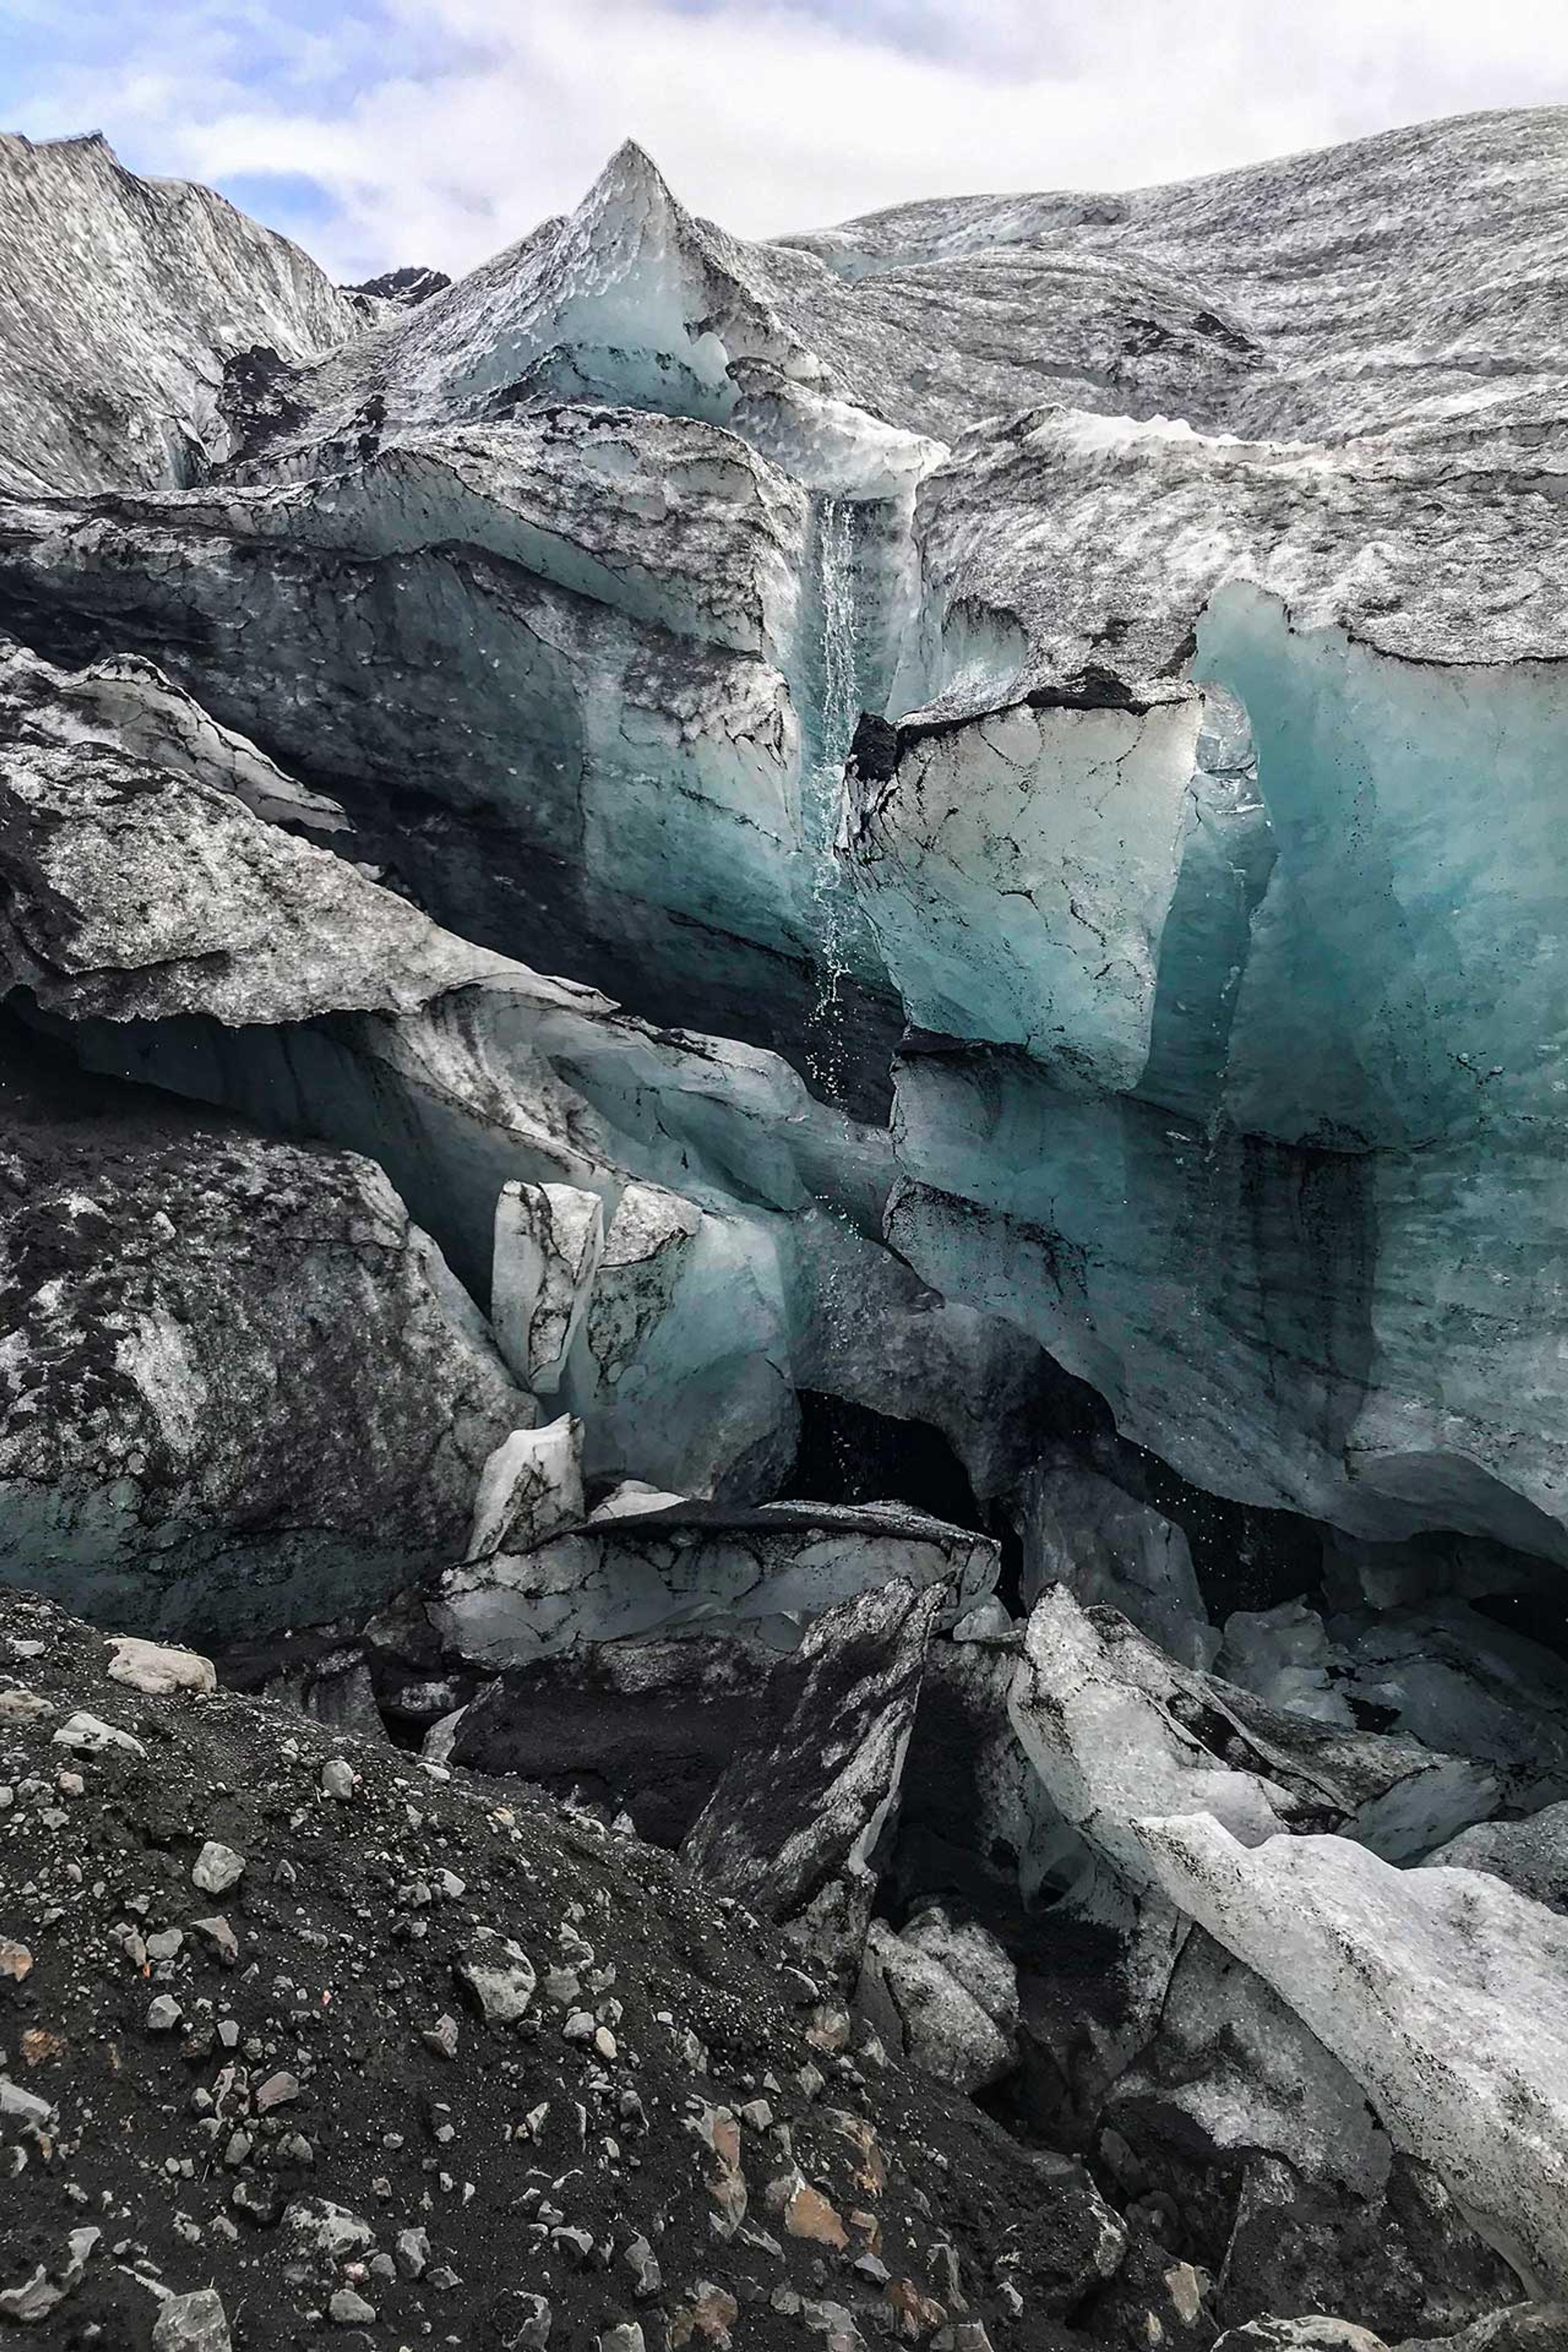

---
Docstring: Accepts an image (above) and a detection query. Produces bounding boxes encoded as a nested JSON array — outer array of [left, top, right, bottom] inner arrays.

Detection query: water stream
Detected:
[[802, 493, 864, 1106]]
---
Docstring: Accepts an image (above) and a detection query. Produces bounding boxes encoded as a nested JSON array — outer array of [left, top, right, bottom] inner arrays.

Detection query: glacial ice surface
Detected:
[[6, 122, 1568, 2308]]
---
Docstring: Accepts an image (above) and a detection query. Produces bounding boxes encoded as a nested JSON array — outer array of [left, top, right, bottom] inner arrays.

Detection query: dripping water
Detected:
[[803, 494, 864, 1107], [797, 495, 874, 1495]]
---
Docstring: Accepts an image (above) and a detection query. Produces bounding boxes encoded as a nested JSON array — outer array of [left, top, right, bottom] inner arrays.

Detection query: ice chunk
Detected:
[[1217, 1601, 1354, 1729], [466, 1417, 585, 1560], [1016, 1455, 1218, 1671], [431, 1499, 998, 1666], [844, 689, 1199, 1088], [684, 1579, 941, 1983], [1143, 1820, 1568, 2294], [857, 1918, 1016, 2094], [492, 1182, 604, 1395], [1007, 1587, 1499, 1880], [0, 129, 362, 496], [565, 1183, 798, 1501]]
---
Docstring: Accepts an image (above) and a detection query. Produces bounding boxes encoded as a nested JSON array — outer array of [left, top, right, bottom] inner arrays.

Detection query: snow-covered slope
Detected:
[[0, 130, 367, 497], [4, 109, 1568, 1566], [789, 105, 1568, 442]]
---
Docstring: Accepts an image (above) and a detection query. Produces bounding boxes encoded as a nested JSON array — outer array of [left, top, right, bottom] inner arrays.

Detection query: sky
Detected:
[[4, 0, 1568, 284]]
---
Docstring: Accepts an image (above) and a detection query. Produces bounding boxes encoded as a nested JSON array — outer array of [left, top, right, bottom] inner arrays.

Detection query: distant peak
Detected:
[[345, 265, 452, 307], [20, 128, 114, 156], [590, 138, 681, 212]]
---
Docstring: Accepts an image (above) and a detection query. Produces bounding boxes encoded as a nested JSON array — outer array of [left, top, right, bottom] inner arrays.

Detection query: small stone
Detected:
[[395, 2227, 430, 2280], [146, 1928, 185, 1962], [785, 2180, 849, 2250], [146, 1994, 183, 2034], [1163, 2264, 1203, 2326], [0, 2076, 52, 2124], [594, 2026, 618, 2062], [193, 1915, 240, 1965], [285, 2199, 374, 2257], [491, 2292, 552, 2350], [329, 2287, 377, 2325], [0, 1937, 32, 1981], [886, 2281, 947, 2341], [0, 2269, 62, 2323], [231, 2179, 279, 2225], [563, 2009, 595, 2044], [454, 1941, 536, 2024], [422, 2013, 461, 2059], [321, 1757, 357, 1802], [151, 2287, 232, 2352], [255, 2069, 301, 2111], [668, 2286, 740, 2347], [0, 1688, 52, 1725], [192, 1842, 245, 1895], [599, 2326, 644, 2352], [624, 2236, 661, 2298]]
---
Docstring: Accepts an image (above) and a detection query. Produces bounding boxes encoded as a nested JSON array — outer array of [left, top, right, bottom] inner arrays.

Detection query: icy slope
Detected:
[[0, 132, 366, 498], [229, 139, 1265, 463], [5, 106, 1568, 1578], [791, 105, 1568, 441], [873, 389, 1568, 1554]]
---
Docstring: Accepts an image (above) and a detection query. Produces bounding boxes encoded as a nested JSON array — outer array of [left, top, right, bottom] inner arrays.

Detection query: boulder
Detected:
[[684, 1579, 943, 1980], [432, 1499, 997, 1665], [0, 1043, 525, 1637]]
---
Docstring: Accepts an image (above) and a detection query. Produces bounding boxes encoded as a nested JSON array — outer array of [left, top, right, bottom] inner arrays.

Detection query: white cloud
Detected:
[[12, 0, 1568, 280]]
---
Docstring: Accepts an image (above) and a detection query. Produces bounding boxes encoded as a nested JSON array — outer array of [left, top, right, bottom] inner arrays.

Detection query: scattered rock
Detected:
[[52, 1708, 145, 1757], [152, 2288, 233, 2352], [192, 1840, 247, 1894], [454, 1939, 536, 2023]]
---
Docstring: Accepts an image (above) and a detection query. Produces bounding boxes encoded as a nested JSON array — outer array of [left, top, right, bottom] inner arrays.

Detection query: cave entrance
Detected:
[[781, 1390, 984, 1528], [780, 1389, 1023, 1599]]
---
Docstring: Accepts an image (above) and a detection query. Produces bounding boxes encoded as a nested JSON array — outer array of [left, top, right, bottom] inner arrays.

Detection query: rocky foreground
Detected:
[[1, 1586, 1128, 2352], [0, 1585, 1562, 2352]]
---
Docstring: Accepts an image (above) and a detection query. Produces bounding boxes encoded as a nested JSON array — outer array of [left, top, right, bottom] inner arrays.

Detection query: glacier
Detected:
[[3, 102, 1568, 2346]]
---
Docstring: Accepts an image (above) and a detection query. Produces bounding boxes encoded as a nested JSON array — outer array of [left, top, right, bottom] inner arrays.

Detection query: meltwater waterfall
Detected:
[[802, 494, 865, 1106]]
